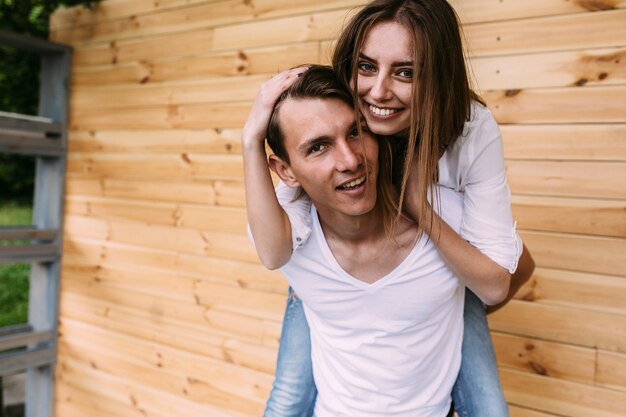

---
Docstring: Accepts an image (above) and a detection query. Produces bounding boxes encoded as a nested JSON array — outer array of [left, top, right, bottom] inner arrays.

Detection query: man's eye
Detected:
[[310, 143, 327, 154]]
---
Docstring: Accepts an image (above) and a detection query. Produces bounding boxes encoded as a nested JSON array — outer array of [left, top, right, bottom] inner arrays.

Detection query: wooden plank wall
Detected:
[[49, 1, 626, 416]]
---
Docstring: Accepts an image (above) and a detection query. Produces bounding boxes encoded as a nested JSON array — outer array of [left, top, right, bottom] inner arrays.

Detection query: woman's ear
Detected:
[[268, 154, 300, 188]]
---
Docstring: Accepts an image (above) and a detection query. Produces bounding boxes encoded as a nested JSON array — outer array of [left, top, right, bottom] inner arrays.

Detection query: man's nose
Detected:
[[335, 140, 361, 172]]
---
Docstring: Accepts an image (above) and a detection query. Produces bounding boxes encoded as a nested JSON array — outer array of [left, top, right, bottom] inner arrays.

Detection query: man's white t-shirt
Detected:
[[280, 187, 466, 417]]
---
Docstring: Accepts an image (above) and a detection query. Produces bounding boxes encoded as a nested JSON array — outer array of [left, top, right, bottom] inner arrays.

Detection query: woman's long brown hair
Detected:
[[333, 0, 484, 240]]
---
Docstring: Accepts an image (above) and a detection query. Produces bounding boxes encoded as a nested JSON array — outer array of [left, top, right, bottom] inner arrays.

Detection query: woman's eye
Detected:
[[358, 62, 376, 73], [349, 128, 360, 138], [397, 68, 413, 79]]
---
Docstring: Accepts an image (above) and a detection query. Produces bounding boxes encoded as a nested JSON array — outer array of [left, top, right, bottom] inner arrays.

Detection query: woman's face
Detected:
[[355, 21, 416, 137]]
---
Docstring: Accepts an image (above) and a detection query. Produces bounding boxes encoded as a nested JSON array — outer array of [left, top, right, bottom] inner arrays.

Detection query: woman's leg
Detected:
[[452, 289, 509, 417], [264, 288, 317, 417]]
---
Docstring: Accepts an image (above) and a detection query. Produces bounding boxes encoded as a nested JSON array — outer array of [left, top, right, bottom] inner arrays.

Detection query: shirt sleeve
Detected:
[[275, 181, 313, 251], [458, 106, 523, 273]]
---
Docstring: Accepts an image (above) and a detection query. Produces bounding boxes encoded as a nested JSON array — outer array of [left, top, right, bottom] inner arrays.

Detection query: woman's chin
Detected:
[[366, 119, 410, 138]]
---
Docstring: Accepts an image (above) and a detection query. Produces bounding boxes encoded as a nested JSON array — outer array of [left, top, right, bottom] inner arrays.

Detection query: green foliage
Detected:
[[0, 0, 97, 36], [0, 203, 33, 328], [0, 0, 98, 114], [0, 0, 98, 200], [0, 263, 29, 328]]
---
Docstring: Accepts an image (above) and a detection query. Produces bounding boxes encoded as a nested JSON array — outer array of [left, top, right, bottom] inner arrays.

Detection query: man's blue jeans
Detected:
[[263, 288, 508, 417]]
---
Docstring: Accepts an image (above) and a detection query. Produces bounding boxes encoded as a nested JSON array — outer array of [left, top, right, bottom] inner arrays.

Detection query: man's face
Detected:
[[277, 97, 379, 219]]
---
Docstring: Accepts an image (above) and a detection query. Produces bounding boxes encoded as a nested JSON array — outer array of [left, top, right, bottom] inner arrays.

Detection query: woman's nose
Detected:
[[369, 74, 392, 101]]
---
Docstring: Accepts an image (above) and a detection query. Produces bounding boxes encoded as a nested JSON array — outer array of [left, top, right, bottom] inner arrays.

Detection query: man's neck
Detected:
[[315, 203, 417, 284], [315, 203, 386, 245]]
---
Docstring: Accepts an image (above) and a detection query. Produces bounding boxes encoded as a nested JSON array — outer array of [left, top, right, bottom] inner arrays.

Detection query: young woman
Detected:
[[243, 1, 535, 416]]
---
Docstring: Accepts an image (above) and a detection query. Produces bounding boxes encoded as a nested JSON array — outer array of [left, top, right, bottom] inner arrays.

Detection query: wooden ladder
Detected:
[[0, 30, 71, 417]]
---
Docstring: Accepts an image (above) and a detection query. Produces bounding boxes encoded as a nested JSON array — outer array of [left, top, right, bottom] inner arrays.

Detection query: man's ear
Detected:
[[268, 154, 300, 188]]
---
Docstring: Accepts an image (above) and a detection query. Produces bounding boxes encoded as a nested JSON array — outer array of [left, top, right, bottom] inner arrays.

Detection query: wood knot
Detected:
[[575, 78, 588, 86], [577, 0, 616, 11], [505, 89, 521, 97], [181, 153, 192, 164], [524, 342, 535, 351], [237, 51, 249, 74], [529, 361, 548, 376], [225, 143, 232, 152], [598, 72, 608, 80]]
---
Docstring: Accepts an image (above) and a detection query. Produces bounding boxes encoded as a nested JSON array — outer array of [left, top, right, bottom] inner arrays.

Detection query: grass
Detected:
[[0, 202, 32, 329], [0, 264, 29, 328], [0, 202, 31, 226]]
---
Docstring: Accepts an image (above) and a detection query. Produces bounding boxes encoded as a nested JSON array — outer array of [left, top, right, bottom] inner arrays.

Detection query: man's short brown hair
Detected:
[[266, 65, 353, 163]]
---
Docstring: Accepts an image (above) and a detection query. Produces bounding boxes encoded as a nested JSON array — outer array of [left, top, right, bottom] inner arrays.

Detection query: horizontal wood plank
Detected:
[[72, 75, 266, 109], [512, 195, 626, 238], [58, 316, 275, 396], [484, 85, 626, 124], [501, 124, 626, 161], [508, 405, 560, 417], [70, 101, 251, 130], [66, 153, 244, 180], [70, 8, 349, 66], [65, 195, 248, 234], [62, 237, 286, 295], [59, 294, 279, 374], [66, 174, 246, 207], [68, 129, 242, 154], [488, 299, 626, 352], [51, 0, 219, 31], [454, 0, 626, 24], [63, 214, 258, 264], [62, 262, 285, 321], [59, 290, 281, 349], [514, 267, 626, 315], [57, 362, 262, 417], [472, 47, 626, 91], [72, 42, 319, 85], [506, 160, 626, 200], [520, 230, 626, 277], [501, 368, 626, 417], [466, 9, 626, 58], [492, 332, 596, 383]]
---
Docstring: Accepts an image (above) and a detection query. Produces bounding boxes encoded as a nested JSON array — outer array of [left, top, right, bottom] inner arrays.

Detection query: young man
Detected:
[[243, 66, 463, 417]]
